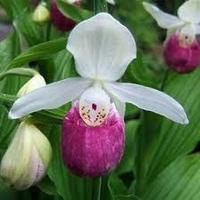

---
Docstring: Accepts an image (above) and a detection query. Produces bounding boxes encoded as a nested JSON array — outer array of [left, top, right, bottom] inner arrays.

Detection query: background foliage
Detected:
[[0, 0, 199, 199]]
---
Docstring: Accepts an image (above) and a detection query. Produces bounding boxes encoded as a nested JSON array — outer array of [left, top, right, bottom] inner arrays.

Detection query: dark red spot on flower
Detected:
[[92, 103, 97, 110]]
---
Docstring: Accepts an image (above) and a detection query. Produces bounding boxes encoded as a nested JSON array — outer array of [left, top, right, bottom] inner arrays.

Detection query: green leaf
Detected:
[[0, 32, 22, 159], [56, 0, 92, 23], [7, 38, 66, 69], [0, 105, 17, 158], [0, 0, 44, 46], [147, 69, 200, 178], [116, 120, 140, 174], [116, 194, 140, 200], [15, 11, 46, 46], [47, 125, 73, 200], [0, 93, 64, 124], [53, 50, 77, 81], [0, 0, 28, 19], [94, 0, 108, 13], [0, 68, 38, 81], [135, 68, 200, 195], [123, 55, 160, 88], [0, 32, 20, 73], [143, 155, 200, 200]]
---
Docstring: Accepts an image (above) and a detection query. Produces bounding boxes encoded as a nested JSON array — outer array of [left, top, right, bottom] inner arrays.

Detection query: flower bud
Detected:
[[62, 103, 125, 177], [17, 74, 46, 97], [50, 0, 81, 32], [163, 33, 200, 73], [33, 2, 50, 24], [0, 121, 52, 190]]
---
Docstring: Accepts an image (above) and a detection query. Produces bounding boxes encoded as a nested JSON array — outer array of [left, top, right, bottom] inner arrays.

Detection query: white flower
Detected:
[[143, 0, 200, 39], [0, 121, 52, 190], [9, 13, 188, 125]]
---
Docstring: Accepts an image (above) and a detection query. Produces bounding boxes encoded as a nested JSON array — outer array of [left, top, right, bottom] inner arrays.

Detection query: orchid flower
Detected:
[[9, 13, 188, 176], [143, 0, 200, 36], [9, 12, 188, 124], [143, 0, 200, 73]]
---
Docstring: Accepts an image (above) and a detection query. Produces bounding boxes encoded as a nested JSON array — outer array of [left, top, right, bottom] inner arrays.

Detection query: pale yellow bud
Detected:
[[17, 74, 46, 97], [0, 121, 52, 190], [33, 2, 50, 24]]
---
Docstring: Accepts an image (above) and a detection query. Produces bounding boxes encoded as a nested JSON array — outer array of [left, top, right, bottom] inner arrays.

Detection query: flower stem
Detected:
[[91, 177, 102, 200], [93, 0, 107, 14]]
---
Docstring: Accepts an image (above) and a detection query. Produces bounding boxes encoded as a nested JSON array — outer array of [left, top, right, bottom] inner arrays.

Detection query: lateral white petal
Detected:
[[178, 0, 200, 24], [9, 78, 92, 119], [67, 12, 136, 81], [143, 2, 184, 29], [104, 82, 189, 124]]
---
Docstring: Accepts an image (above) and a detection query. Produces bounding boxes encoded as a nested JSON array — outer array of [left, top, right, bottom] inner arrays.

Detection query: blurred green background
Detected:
[[0, 0, 199, 200]]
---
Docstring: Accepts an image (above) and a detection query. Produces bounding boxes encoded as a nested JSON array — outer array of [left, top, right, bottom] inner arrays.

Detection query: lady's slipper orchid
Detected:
[[62, 101, 124, 176], [9, 13, 188, 176], [0, 121, 52, 190], [143, 0, 200, 73]]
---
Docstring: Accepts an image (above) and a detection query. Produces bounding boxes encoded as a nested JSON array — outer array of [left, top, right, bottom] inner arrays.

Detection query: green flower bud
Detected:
[[0, 121, 52, 190], [17, 74, 46, 97], [33, 2, 50, 24]]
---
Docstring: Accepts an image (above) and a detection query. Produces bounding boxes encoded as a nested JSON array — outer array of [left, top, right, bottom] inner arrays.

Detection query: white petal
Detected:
[[67, 12, 136, 81], [143, 2, 184, 29], [104, 82, 189, 124], [106, 0, 115, 5], [178, 0, 200, 23], [9, 78, 92, 119]]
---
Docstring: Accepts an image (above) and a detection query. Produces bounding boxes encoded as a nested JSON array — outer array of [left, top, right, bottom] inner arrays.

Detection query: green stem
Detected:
[[92, 177, 102, 200], [0, 68, 38, 81], [135, 69, 170, 195], [93, 0, 107, 14]]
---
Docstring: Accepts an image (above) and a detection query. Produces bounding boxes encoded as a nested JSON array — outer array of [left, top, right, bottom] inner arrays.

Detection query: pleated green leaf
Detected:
[[135, 68, 200, 195], [143, 155, 200, 200], [7, 38, 66, 69], [56, 0, 92, 23], [147, 69, 200, 179]]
